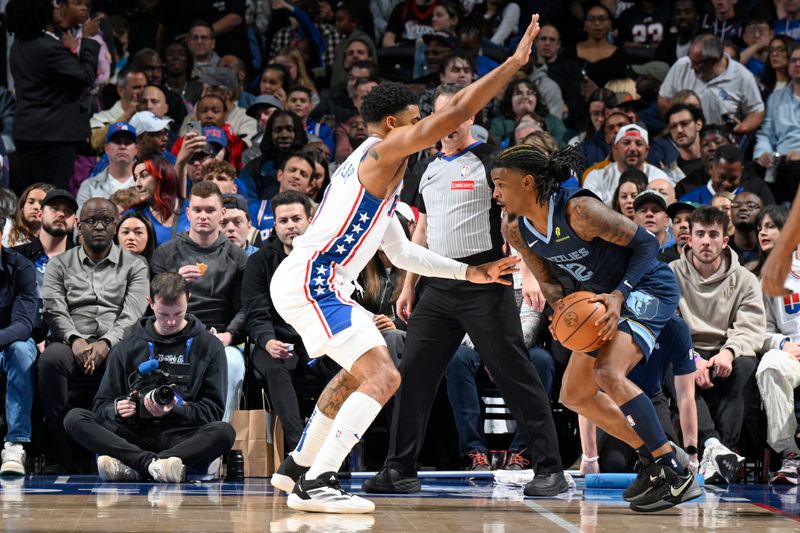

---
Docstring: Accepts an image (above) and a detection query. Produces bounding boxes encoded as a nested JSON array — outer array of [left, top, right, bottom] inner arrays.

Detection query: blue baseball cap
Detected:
[[202, 126, 228, 148], [105, 122, 137, 144]]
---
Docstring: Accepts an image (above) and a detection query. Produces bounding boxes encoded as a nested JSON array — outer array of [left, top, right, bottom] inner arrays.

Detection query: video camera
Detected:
[[127, 359, 177, 421]]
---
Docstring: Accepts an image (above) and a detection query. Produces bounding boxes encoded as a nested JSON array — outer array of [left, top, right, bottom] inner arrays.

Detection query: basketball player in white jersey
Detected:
[[267, 15, 542, 514]]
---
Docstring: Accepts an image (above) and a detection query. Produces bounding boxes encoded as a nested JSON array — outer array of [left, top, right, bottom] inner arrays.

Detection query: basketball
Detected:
[[552, 291, 608, 352]]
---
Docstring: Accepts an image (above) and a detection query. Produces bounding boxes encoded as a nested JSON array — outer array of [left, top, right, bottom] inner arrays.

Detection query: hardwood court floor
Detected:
[[0, 475, 797, 532]]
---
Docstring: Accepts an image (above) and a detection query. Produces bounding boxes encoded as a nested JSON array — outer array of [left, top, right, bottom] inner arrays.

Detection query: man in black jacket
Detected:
[[242, 191, 339, 451], [63, 272, 235, 483]]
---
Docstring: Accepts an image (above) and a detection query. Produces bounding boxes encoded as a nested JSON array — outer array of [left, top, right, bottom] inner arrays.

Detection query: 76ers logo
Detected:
[[784, 293, 800, 315]]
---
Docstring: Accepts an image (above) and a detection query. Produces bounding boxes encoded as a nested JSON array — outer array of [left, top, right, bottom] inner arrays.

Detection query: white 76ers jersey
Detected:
[[289, 136, 402, 285]]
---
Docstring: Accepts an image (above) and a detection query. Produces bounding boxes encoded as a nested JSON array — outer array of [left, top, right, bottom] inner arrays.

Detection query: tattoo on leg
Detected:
[[317, 370, 359, 418]]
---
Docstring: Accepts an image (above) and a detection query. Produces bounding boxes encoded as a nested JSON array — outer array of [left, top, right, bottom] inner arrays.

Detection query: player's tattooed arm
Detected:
[[567, 195, 640, 246], [501, 214, 565, 306]]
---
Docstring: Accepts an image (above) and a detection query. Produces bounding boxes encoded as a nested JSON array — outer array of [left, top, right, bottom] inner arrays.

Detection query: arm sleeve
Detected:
[[380, 216, 468, 280], [0, 259, 36, 350], [615, 226, 660, 299], [100, 259, 149, 347]]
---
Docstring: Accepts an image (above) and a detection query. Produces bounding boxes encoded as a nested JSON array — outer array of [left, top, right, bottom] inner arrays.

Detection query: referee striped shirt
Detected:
[[416, 141, 504, 264]]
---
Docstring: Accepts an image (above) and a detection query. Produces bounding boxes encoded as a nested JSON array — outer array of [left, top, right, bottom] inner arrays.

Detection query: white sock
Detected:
[[704, 437, 722, 449], [305, 392, 382, 480], [290, 407, 334, 467]]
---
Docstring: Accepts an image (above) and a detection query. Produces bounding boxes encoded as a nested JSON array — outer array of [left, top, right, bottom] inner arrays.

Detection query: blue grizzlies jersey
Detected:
[[518, 188, 663, 295]]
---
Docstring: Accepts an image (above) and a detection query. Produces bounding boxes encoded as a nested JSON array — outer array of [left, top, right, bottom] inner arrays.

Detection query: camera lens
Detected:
[[153, 385, 175, 405]]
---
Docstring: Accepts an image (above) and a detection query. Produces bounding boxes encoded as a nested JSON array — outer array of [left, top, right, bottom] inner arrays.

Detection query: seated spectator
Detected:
[[137, 85, 176, 148], [415, 31, 458, 83], [711, 190, 737, 237], [63, 272, 235, 483], [471, 0, 520, 47], [242, 94, 283, 165], [612, 169, 648, 220], [0, 213, 37, 476], [131, 47, 188, 136], [12, 189, 77, 345], [241, 191, 339, 451], [132, 156, 190, 246], [658, 34, 764, 133], [286, 86, 334, 156], [534, 24, 584, 131], [567, 88, 609, 148], [747, 205, 789, 277], [647, 178, 677, 206], [654, 0, 699, 65], [659, 200, 698, 263], [89, 67, 147, 152], [699, 0, 742, 45], [218, 54, 257, 110], [0, 188, 17, 218], [163, 40, 203, 112], [312, 60, 379, 126], [303, 149, 331, 205], [578, 316, 698, 475], [2, 183, 52, 248], [616, 0, 671, 48], [257, 63, 291, 106], [729, 192, 765, 265], [150, 181, 247, 423], [130, 111, 175, 161], [248, 152, 317, 239], [680, 144, 775, 205], [490, 79, 567, 148], [579, 109, 632, 171], [273, 47, 321, 101], [739, 16, 774, 79], [221, 193, 258, 256], [39, 198, 149, 472], [239, 110, 309, 207], [329, 2, 378, 87], [774, 0, 800, 41], [633, 190, 674, 254], [755, 229, 800, 484], [116, 210, 157, 265], [419, 52, 475, 118], [670, 206, 765, 485], [761, 35, 794, 102], [186, 20, 220, 80], [754, 44, 800, 203], [382, 0, 436, 47], [664, 104, 705, 184], [200, 160, 238, 196], [676, 124, 733, 198], [583, 125, 670, 205], [180, 67, 258, 148], [77, 123, 138, 211]]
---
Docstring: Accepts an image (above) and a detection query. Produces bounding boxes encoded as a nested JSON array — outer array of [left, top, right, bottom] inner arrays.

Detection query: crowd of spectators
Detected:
[[1, 0, 800, 486]]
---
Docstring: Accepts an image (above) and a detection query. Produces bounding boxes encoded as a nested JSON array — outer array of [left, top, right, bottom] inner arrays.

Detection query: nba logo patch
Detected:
[[626, 415, 636, 427], [783, 293, 800, 315]]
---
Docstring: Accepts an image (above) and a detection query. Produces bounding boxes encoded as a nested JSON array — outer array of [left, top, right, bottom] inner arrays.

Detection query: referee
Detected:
[[363, 84, 567, 496]]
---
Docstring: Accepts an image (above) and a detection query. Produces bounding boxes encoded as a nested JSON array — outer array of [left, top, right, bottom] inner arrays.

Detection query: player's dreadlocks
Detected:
[[494, 144, 584, 206]]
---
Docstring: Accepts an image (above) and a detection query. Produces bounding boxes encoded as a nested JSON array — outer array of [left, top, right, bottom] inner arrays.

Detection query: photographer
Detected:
[[63, 272, 235, 482]]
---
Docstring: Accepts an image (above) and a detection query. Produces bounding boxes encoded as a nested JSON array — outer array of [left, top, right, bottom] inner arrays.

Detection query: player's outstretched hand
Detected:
[[466, 256, 520, 285], [590, 290, 624, 342], [510, 14, 541, 66], [762, 247, 792, 296]]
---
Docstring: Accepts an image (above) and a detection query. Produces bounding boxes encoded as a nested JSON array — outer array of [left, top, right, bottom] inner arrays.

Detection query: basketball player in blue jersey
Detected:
[[266, 17, 544, 514], [491, 144, 701, 513]]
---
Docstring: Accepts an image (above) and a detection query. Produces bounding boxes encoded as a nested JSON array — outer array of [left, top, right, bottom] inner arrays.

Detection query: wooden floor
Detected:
[[0, 475, 797, 532]]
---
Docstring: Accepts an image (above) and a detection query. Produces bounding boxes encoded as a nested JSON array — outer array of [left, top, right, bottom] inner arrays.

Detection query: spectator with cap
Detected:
[[221, 193, 258, 256], [658, 34, 764, 133], [660, 201, 699, 263], [38, 197, 149, 472], [90, 67, 149, 153], [130, 111, 176, 162], [12, 189, 77, 347], [415, 31, 457, 83], [0, 210, 37, 476], [754, 45, 800, 204], [77, 123, 138, 211], [680, 144, 775, 206], [218, 54, 257, 110], [583, 124, 671, 206], [579, 110, 633, 172], [180, 67, 258, 147], [633, 190, 674, 255]]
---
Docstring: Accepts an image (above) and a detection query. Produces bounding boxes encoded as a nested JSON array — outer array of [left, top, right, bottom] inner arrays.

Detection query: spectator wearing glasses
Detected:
[[658, 33, 764, 133], [38, 198, 149, 473], [130, 111, 175, 162], [183, 20, 220, 80]]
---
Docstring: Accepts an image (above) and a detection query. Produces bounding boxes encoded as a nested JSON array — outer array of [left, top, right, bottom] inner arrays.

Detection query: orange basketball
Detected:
[[552, 291, 608, 353]]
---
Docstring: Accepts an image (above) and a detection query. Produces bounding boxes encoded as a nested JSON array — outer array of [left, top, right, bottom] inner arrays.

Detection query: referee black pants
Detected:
[[384, 280, 563, 475]]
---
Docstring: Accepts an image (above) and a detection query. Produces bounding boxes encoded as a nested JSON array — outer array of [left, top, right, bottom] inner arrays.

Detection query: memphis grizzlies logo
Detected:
[[625, 291, 659, 321]]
